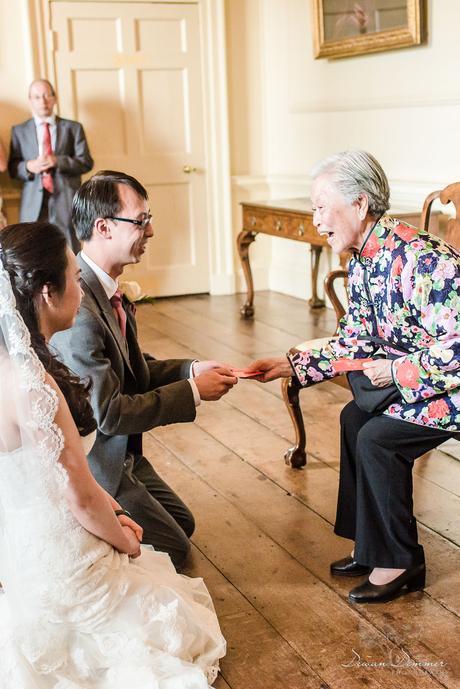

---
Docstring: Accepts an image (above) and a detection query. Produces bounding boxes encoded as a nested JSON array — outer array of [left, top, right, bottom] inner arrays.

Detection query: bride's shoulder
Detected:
[[0, 355, 21, 451], [0, 351, 16, 379], [44, 370, 59, 388], [0, 353, 62, 400]]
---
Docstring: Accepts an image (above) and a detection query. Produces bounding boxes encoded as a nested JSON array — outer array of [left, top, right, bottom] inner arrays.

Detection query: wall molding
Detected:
[[232, 173, 452, 211], [235, 264, 270, 295], [289, 94, 460, 115], [27, 0, 53, 80], [199, 0, 235, 295]]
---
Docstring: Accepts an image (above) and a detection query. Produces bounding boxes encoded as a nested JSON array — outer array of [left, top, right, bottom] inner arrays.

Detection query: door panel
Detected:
[[51, 1, 209, 296]]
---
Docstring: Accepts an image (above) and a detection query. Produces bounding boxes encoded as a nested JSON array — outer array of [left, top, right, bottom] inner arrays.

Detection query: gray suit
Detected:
[[51, 256, 197, 568], [8, 117, 93, 252]]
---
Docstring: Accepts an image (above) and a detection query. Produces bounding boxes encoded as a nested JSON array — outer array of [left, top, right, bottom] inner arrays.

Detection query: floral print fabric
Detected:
[[288, 216, 460, 432]]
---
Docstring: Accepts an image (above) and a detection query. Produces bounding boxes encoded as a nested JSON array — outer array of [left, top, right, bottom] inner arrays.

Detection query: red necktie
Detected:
[[110, 290, 127, 338], [41, 122, 54, 193]]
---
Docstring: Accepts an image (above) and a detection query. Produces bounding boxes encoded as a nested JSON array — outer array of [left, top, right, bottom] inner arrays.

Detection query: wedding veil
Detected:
[[0, 246, 65, 604], [0, 247, 63, 457]]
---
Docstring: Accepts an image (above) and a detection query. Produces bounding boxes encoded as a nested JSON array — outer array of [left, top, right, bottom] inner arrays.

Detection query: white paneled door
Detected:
[[51, 1, 210, 296]]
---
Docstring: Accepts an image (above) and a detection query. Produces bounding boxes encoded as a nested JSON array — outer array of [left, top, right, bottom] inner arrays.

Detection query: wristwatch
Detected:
[[114, 509, 132, 518]]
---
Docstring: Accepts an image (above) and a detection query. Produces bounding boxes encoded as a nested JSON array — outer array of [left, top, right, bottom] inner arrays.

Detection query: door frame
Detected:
[[24, 0, 235, 295]]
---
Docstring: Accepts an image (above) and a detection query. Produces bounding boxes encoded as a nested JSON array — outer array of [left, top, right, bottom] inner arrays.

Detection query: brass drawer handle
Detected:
[[297, 223, 305, 237], [275, 220, 283, 232]]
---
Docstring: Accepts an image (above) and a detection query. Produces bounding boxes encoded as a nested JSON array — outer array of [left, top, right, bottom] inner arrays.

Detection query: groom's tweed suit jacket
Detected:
[[51, 255, 196, 495]]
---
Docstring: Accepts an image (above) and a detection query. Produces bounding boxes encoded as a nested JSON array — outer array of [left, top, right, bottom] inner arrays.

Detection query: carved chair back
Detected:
[[421, 182, 460, 251]]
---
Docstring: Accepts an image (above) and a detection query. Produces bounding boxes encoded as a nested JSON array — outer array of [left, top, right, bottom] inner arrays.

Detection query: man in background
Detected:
[[8, 78, 93, 252]]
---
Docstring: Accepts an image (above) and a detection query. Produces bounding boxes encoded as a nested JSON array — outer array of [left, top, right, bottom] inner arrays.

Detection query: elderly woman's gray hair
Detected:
[[311, 150, 390, 217]]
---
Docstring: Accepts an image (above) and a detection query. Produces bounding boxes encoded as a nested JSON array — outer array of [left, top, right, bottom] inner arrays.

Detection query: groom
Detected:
[[51, 170, 237, 569]]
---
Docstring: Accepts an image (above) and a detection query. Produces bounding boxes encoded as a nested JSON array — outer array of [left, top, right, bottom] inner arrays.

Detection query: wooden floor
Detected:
[[136, 290, 460, 689]]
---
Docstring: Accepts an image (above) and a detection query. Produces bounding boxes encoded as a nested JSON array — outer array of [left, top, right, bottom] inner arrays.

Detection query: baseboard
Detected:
[[269, 262, 311, 301], [209, 272, 237, 296], [235, 264, 271, 294]]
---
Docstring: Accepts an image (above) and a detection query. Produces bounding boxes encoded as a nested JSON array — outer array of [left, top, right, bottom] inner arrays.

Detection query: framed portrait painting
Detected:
[[312, 0, 426, 59]]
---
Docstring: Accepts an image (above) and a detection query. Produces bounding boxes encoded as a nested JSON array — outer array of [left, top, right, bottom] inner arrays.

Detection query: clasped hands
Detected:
[[361, 358, 394, 387], [118, 513, 143, 559], [26, 153, 57, 175]]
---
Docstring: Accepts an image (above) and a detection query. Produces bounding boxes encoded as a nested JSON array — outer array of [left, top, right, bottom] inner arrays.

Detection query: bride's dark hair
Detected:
[[0, 222, 96, 436]]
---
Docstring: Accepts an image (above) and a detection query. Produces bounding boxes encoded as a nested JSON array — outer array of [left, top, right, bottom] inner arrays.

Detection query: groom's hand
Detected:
[[194, 367, 237, 400], [192, 360, 229, 376]]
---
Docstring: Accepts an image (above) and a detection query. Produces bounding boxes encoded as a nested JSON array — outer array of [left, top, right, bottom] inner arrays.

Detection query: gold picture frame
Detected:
[[312, 0, 426, 59]]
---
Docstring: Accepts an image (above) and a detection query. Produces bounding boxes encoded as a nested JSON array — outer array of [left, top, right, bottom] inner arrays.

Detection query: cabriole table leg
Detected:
[[309, 245, 326, 309], [237, 229, 257, 318]]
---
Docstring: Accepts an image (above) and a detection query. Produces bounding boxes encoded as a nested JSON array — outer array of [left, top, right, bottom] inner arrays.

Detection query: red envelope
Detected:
[[231, 368, 264, 378], [331, 358, 374, 373]]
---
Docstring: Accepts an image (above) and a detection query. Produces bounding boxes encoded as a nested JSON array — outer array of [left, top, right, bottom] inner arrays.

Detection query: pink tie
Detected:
[[110, 290, 127, 338], [42, 122, 54, 193]]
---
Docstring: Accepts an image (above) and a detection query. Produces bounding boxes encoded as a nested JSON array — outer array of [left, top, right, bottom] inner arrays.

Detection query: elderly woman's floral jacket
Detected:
[[288, 216, 460, 432]]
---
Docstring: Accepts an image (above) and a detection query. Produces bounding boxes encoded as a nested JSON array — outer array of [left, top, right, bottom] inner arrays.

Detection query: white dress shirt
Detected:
[[80, 252, 200, 406], [33, 115, 57, 154]]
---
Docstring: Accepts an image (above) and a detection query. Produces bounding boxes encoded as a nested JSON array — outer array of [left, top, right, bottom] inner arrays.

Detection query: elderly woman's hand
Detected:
[[246, 357, 292, 382], [362, 359, 394, 387]]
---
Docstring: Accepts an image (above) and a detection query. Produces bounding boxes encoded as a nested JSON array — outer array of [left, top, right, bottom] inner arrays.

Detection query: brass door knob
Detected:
[[182, 165, 197, 174]]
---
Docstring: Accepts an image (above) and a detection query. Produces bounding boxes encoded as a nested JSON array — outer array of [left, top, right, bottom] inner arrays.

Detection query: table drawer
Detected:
[[284, 214, 318, 242], [243, 208, 320, 243], [243, 208, 286, 235]]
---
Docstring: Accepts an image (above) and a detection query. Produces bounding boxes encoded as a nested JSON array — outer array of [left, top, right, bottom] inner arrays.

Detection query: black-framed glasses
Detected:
[[106, 214, 152, 229]]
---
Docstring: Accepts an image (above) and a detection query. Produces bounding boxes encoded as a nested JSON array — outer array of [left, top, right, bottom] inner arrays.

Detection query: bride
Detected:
[[0, 222, 225, 688]]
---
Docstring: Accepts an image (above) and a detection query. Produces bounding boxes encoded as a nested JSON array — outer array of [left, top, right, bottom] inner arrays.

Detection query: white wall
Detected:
[[227, 0, 460, 301]]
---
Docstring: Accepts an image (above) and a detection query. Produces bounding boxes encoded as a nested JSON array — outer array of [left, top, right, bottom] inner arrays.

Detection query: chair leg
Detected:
[[281, 377, 307, 468]]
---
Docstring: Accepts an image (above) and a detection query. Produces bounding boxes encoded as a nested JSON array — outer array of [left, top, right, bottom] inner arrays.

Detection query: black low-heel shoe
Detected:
[[348, 563, 426, 604], [330, 555, 371, 577]]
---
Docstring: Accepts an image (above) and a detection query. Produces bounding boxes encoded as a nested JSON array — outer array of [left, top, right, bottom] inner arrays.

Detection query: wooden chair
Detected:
[[283, 268, 348, 468], [421, 182, 460, 250]]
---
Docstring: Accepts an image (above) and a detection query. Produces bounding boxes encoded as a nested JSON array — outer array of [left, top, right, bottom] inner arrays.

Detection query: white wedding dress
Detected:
[[0, 422, 225, 689], [0, 256, 226, 689]]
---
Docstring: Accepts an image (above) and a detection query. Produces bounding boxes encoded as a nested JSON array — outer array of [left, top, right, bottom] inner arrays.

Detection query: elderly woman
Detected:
[[248, 150, 460, 603]]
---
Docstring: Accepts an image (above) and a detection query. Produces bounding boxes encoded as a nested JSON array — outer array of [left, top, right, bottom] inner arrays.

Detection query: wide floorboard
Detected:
[[137, 291, 459, 689]]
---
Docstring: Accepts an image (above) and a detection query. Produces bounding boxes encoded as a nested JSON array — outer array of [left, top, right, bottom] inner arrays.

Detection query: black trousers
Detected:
[[335, 401, 454, 568], [115, 455, 195, 571], [37, 190, 50, 222]]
